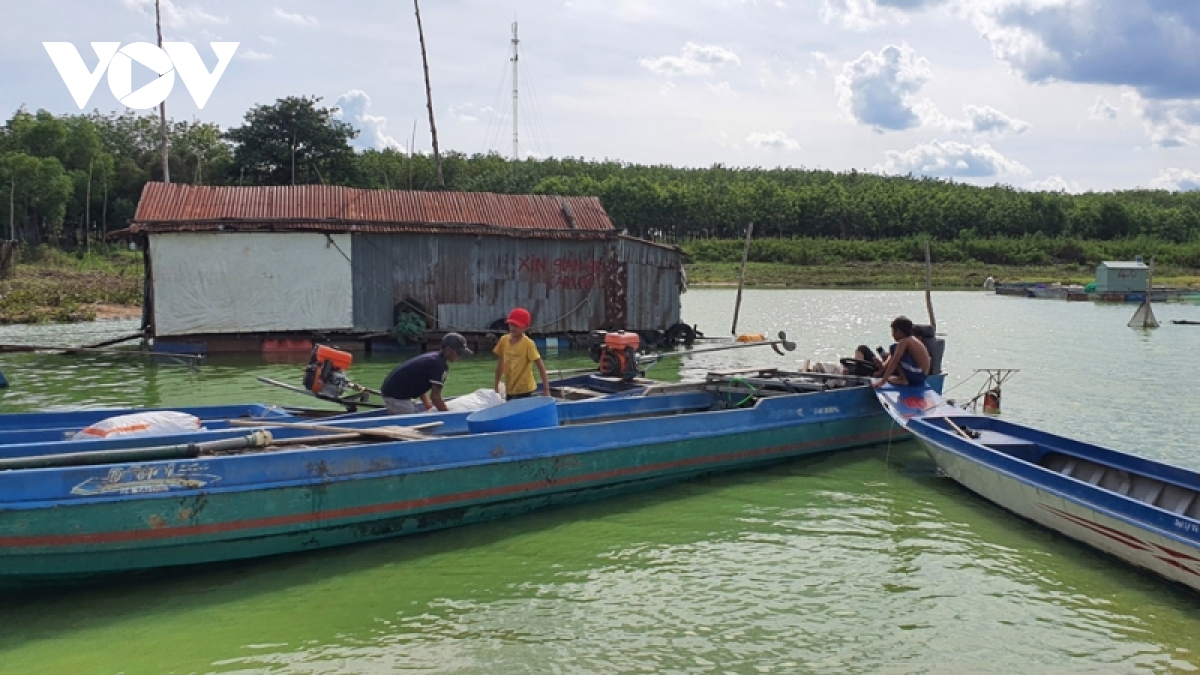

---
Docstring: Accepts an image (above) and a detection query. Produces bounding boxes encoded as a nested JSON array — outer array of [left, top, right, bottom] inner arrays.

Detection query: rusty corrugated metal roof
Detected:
[[126, 220, 617, 240], [131, 183, 615, 233]]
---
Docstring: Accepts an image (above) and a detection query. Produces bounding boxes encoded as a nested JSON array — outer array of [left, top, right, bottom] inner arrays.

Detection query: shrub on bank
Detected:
[[683, 236, 1200, 269]]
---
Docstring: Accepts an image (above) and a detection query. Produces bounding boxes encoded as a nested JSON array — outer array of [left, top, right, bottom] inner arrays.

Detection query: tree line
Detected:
[[2, 96, 1198, 252]]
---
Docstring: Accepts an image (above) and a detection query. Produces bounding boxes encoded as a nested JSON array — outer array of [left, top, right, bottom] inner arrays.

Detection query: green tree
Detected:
[[225, 96, 358, 186]]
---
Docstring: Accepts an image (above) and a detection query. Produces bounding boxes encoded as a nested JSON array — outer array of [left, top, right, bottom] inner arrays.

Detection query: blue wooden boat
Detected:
[[0, 370, 937, 587], [0, 404, 304, 447], [877, 385, 1200, 593]]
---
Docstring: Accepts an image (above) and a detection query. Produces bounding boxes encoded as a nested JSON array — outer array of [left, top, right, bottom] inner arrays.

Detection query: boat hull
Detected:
[[915, 430, 1200, 592], [0, 387, 908, 586]]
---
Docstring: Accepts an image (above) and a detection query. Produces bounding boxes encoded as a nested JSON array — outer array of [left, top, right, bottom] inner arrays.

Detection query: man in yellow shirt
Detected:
[[493, 307, 551, 400]]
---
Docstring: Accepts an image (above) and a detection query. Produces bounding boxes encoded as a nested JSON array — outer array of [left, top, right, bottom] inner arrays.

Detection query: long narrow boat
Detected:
[[876, 385, 1200, 592], [0, 403, 296, 433], [0, 370, 934, 587]]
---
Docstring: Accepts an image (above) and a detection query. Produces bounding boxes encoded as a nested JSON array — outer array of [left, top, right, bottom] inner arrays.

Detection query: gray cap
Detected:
[[441, 332, 473, 356]]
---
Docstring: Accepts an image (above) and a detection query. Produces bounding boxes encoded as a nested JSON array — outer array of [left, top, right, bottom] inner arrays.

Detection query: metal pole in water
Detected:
[[155, 0, 170, 184], [731, 222, 754, 335]]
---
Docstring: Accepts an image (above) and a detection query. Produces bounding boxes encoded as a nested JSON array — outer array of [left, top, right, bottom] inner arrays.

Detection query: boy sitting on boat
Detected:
[[872, 316, 931, 388]]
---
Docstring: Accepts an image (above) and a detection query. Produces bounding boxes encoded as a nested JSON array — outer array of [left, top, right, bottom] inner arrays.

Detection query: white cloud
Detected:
[[1088, 96, 1118, 121], [240, 48, 273, 61], [759, 55, 825, 90], [121, 0, 228, 28], [333, 90, 400, 151], [260, 35, 278, 45], [1027, 175, 1081, 193], [916, 102, 1029, 135], [836, 44, 931, 131], [876, 139, 1030, 178], [974, 0, 1200, 99], [1150, 168, 1200, 192], [1125, 93, 1200, 148], [962, 104, 1030, 135], [821, 0, 946, 29], [746, 131, 800, 150], [448, 102, 496, 124], [273, 7, 318, 27], [821, 0, 889, 29], [640, 43, 741, 77]]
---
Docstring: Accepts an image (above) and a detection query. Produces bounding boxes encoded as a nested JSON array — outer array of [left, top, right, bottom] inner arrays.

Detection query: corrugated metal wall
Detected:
[[351, 234, 680, 334], [620, 238, 683, 330]]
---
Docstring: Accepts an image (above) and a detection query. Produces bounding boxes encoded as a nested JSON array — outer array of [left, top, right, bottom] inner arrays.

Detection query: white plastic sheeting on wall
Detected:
[[150, 232, 353, 336]]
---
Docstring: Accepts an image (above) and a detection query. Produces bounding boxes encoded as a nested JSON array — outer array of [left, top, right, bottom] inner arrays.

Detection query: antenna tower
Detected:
[[511, 21, 519, 161]]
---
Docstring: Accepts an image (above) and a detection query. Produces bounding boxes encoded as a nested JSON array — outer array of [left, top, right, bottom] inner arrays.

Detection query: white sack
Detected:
[[444, 388, 505, 412], [73, 411, 205, 440]]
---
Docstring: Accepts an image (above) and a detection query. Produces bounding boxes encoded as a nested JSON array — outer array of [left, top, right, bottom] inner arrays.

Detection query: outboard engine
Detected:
[[588, 330, 642, 381], [912, 324, 945, 376], [303, 345, 354, 398]]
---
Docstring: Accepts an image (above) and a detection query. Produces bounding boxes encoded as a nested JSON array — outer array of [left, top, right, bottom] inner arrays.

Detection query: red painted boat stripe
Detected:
[[0, 429, 898, 548], [1041, 503, 1200, 577], [1040, 505, 1151, 551]]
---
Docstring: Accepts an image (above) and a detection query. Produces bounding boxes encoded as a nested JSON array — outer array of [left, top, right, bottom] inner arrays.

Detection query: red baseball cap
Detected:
[[506, 307, 531, 329]]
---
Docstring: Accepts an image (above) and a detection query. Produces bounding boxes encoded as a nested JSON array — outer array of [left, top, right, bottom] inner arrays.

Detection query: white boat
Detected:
[[876, 385, 1200, 592]]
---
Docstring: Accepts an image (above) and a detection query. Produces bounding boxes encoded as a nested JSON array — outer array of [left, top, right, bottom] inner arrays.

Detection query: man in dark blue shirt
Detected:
[[380, 333, 472, 414]]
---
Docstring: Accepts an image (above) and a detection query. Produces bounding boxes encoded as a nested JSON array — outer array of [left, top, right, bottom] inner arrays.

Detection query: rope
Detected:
[[940, 370, 981, 395], [528, 292, 595, 332]]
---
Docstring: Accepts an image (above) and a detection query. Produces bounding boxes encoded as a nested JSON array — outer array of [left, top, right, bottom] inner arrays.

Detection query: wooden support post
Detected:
[[414, 0, 445, 189], [924, 238, 936, 332], [731, 222, 754, 335]]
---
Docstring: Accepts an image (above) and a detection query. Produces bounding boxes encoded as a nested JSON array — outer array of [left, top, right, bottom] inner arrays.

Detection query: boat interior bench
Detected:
[[1040, 451, 1200, 519], [973, 429, 1040, 462]]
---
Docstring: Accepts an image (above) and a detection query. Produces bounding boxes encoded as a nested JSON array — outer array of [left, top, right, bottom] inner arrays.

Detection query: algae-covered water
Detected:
[[2, 289, 1200, 674]]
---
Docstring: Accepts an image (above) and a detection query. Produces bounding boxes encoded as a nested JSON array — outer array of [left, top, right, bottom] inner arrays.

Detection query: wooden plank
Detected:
[[228, 419, 442, 440]]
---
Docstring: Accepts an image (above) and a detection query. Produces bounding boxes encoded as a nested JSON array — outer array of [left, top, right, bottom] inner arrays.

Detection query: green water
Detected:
[[3, 290, 1200, 673]]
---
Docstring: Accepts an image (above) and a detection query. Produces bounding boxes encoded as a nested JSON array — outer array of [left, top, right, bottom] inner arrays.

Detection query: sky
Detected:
[[3, 0, 1199, 193]]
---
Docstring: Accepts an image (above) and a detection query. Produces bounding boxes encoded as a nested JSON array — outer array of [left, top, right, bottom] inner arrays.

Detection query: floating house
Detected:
[[1094, 260, 1148, 294], [127, 183, 684, 354]]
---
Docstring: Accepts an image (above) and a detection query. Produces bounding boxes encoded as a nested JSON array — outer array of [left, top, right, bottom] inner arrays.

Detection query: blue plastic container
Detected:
[[466, 396, 559, 433]]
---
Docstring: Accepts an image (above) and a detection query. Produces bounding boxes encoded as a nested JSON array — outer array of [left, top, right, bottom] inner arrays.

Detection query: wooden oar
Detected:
[[944, 417, 980, 439], [227, 418, 443, 441]]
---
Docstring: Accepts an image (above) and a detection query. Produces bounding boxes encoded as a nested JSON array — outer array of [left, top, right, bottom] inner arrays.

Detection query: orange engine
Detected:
[[303, 345, 354, 397], [589, 330, 641, 381]]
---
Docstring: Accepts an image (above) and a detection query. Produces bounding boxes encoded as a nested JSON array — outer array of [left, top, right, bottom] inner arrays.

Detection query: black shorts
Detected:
[[506, 391, 535, 401]]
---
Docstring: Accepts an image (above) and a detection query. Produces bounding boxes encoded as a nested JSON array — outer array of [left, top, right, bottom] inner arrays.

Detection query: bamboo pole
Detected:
[[731, 222, 754, 335], [413, 0, 445, 189], [228, 418, 442, 440]]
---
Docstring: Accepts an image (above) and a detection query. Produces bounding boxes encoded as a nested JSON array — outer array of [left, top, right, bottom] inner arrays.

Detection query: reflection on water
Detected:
[[3, 292, 1200, 673]]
